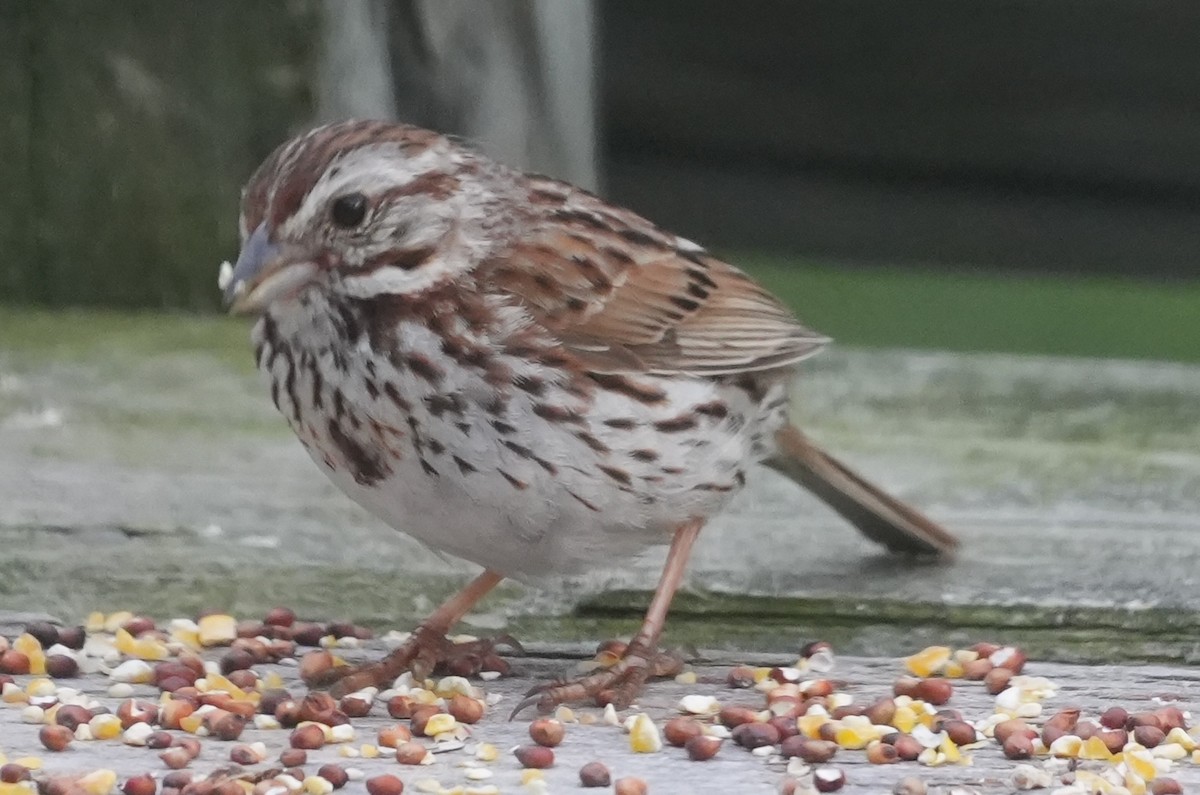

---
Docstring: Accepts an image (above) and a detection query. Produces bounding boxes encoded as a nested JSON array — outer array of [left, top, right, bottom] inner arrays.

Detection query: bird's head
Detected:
[[221, 120, 515, 315]]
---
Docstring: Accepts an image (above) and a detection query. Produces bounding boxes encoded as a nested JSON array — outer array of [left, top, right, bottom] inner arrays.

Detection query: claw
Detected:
[[509, 693, 549, 721]]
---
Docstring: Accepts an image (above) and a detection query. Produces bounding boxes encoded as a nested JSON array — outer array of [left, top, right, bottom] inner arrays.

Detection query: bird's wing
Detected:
[[484, 179, 829, 376]]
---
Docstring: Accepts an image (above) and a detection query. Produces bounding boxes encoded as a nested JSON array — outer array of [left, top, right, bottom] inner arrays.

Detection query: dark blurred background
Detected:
[[2, 0, 1198, 358]]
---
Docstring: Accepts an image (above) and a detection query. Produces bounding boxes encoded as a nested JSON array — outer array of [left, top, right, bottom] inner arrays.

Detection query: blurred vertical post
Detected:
[[317, 0, 599, 190]]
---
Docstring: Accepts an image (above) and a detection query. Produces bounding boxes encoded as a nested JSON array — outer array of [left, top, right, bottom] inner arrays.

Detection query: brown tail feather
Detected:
[[766, 424, 958, 556]]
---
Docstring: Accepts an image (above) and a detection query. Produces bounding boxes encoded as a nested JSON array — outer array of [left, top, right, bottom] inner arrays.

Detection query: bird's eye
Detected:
[[330, 193, 368, 228]]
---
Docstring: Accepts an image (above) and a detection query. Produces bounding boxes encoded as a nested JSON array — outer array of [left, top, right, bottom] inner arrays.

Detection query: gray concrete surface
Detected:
[[2, 312, 1200, 661]]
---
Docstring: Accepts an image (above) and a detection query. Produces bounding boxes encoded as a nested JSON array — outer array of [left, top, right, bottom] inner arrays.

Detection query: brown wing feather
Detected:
[[487, 180, 829, 376]]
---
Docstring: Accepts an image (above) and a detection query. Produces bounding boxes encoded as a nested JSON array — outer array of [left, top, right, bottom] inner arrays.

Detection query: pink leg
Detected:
[[306, 569, 516, 696], [512, 518, 704, 716]]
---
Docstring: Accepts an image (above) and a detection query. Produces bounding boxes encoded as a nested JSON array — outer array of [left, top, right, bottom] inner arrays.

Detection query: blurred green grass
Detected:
[[740, 257, 1200, 363], [2, 260, 1197, 363]]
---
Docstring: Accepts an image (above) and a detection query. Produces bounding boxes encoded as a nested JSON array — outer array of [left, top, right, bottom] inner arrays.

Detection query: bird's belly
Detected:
[[260, 318, 781, 579]]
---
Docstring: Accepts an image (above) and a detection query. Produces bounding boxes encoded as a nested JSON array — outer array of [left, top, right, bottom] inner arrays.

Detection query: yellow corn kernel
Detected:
[[85, 612, 106, 632], [179, 714, 204, 734], [0, 784, 33, 795], [77, 769, 117, 795], [835, 725, 876, 750], [798, 714, 828, 738], [1165, 727, 1195, 752], [25, 679, 55, 698], [103, 612, 134, 633], [423, 713, 458, 736], [520, 770, 544, 785], [13, 635, 45, 676], [892, 705, 918, 733], [10, 758, 39, 771], [89, 714, 122, 740], [905, 646, 951, 678], [197, 614, 237, 647], [475, 743, 498, 762], [943, 661, 965, 679], [1079, 735, 1116, 761], [1048, 735, 1082, 758], [628, 713, 662, 753], [1125, 747, 1159, 780], [359, 744, 380, 758], [939, 736, 962, 765]]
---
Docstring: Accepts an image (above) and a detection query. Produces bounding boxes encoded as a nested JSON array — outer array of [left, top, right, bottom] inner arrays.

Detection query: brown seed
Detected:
[[961, 658, 993, 680], [913, 678, 952, 705], [994, 718, 1035, 745], [274, 699, 301, 728], [265, 606, 296, 627], [732, 722, 781, 749], [1045, 707, 1081, 731], [1154, 706, 1186, 731], [386, 694, 415, 719], [339, 694, 372, 718], [891, 734, 923, 761], [942, 719, 977, 746], [364, 775, 404, 795], [801, 679, 834, 698], [289, 724, 325, 750], [1002, 733, 1035, 759], [279, 748, 307, 766], [513, 744, 554, 769], [229, 744, 263, 765], [213, 713, 247, 741], [991, 646, 1027, 673], [378, 724, 414, 748], [781, 736, 837, 763], [0, 765, 30, 784], [45, 654, 79, 679], [317, 765, 349, 790], [664, 716, 704, 747], [1134, 724, 1166, 748], [1042, 722, 1068, 746], [292, 622, 328, 646], [39, 724, 72, 752], [57, 626, 85, 650], [298, 651, 336, 685], [892, 676, 922, 699], [227, 669, 258, 690], [726, 665, 757, 688], [162, 772, 194, 790], [24, 621, 60, 647], [1128, 711, 1163, 731], [1098, 728, 1128, 754], [685, 735, 723, 761], [54, 704, 93, 730], [121, 774, 157, 795], [147, 731, 174, 749], [393, 741, 427, 765], [1099, 710, 1123, 734], [983, 667, 1013, 695], [892, 776, 927, 795], [579, 761, 612, 787], [866, 740, 899, 764], [717, 705, 758, 728], [447, 693, 484, 724], [769, 666, 802, 684], [830, 705, 866, 720], [768, 715, 800, 740], [159, 747, 192, 769], [864, 697, 896, 726], [117, 699, 159, 729], [813, 767, 846, 792], [1075, 720, 1100, 740], [1151, 778, 1184, 795], [0, 651, 31, 675], [614, 778, 648, 795], [529, 717, 565, 747], [297, 692, 338, 724], [176, 736, 201, 759]]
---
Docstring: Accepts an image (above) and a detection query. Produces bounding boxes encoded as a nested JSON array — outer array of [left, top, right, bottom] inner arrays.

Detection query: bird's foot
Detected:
[[305, 625, 523, 697], [510, 639, 684, 718]]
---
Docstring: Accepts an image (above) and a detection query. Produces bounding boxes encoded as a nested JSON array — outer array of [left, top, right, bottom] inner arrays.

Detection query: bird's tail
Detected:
[[766, 424, 958, 556]]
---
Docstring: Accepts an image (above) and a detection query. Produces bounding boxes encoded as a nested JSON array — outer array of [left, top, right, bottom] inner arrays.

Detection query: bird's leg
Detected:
[[305, 569, 517, 696], [512, 519, 704, 717]]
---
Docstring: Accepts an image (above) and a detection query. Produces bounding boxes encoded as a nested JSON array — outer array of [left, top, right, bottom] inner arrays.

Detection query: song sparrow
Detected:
[[221, 120, 957, 712]]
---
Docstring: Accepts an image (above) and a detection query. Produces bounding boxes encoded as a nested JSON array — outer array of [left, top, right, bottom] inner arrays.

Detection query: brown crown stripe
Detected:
[[533, 403, 584, 424], [653, 415, 698, 434]]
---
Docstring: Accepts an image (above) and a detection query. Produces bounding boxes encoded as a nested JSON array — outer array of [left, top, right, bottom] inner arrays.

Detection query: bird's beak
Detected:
[[221, 223, 319, 315]]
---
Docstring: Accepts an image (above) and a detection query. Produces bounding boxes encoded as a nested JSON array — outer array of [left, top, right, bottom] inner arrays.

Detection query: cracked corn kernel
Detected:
[[520, 770, 544, 785], [1080, 735, 1117, 761], [892, 705, 919, 734], [89, 714, 122, 740], [628, 713, 662, 753], [475, 743, 498, 762], [835, 725, 878, 750], [197, 614, 237, 647], [905, 646, 951, 678], [1165, 728, 1195, 751], [303, 777, 333, 795], [114, 629, 169, 661], [77, 769, 117, 795], [1126, 747, 1159, 779], [423, 713, 458, 736], [1048, 735, 1082, 758], [798, 714, 830, 738], [360, 744, 380, 758]]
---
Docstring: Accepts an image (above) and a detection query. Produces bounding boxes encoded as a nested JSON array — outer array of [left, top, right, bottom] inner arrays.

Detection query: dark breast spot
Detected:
[[327, 419, 390, 486]]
